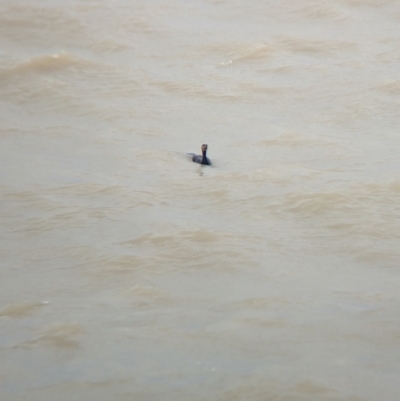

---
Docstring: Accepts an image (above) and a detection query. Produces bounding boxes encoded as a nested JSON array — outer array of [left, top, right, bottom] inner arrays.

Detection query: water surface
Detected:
[[1, 0, 400, 400]]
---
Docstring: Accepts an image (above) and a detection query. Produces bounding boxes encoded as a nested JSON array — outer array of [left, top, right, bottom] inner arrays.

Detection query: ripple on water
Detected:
[[0, 301, 48, 318], [13, 323, 85, 349]]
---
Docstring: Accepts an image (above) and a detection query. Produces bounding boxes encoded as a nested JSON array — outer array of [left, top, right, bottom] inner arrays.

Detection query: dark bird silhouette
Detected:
[[187, 144, 211, 166]]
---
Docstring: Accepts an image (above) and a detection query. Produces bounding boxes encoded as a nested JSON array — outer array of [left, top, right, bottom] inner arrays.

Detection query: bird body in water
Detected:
[[187, 144, 211, 166]]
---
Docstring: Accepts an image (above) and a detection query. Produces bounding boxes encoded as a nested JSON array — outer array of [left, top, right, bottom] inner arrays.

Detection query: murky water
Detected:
[[1, 0, 400, 400]]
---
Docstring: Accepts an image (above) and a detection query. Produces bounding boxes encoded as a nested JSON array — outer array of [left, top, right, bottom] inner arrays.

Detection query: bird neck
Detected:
[[201, 150, 208, 164]]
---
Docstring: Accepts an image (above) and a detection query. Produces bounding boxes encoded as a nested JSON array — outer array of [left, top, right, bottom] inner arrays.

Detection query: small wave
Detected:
[[374, 80, 400, 95], [204, 42, 275, 65], [0, 301, 48, 318], [360, 181, 400, 197], [0, 51, 93, 79], [258, 132, 320, 148], [274, 191, 354, 216], [148, 77, 293, 104], [221, 297, 292, 312], [253, 132, 346, 150], [121, 229, 247, 271], [277, 36, 357, 56], [123, 286, 176, 308], [238, 82, 291, 95], [20, 211, 89, 236], [148, 79, 240, 102], [0, 51, 139, 98], [14, 323, 85, 349], [49, 183, 132, 198], [17, 52, 83, 72], [90, 40, 131, 53], [1, 187, 65, 214], [269, 181, 400, 239], [232, 43, 275, 63], [342, 0, 392, 7], [290, 1, 349, 21], [129, 229, 224, 247]]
